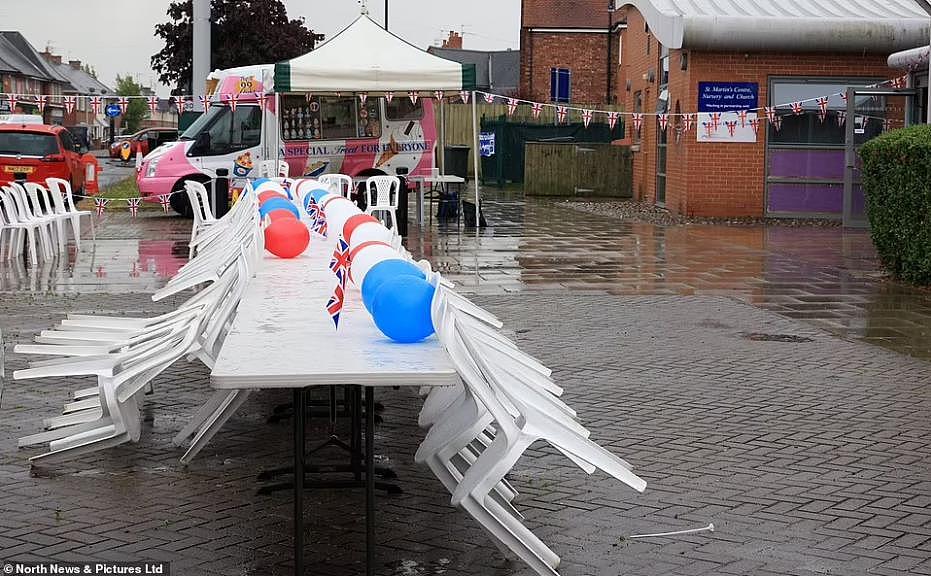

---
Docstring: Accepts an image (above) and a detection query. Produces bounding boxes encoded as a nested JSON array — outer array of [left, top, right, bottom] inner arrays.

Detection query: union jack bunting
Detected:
[[657, 113, 668, 132], [408, 91, 419, 105], [816, 96, 830, 116], [772, 115, 783, 132], [433, 91, 444, 101], [507, 98, 519, 116], [358, 93, 367, 106], [682, 113, 694, 133], [199, 95, 211, 112], [90, 97, 102, 114], [35, 95, 47, 114], [882, 118, 892, 132], [737, 110, 748, 128], [839, 92, 849, 104], [63, 96, 76, 114], [607, 111, 620, 130], [329, 236, 351, 288], [531, 102, 544, 120], [484, 93, 495, 104], [148, 96, 160, 113], [7, 94, 18, 111], [764, 107, 777, 124], [790, 101, 804, 115], [749, 118, 761, 135], [255, 92, 268, 110], [556, 106, 568, 124], [817, 108, 827, 123], [118, 97, 129, 115], [891, 75, 907, 89], [326, 283, 345, 329], [94, 198, 109, 216], [724, 120, 738, 137], [702, 122, 714, 138], [632, 113, 644, 134], [710, 112, 722, 132], [176, 96, 188, 114], [459, 91, 470, 104], [223, 94, 236, 112], [582, 109, 593, 128], [126, 197, 141, 218], [385, 92, 394, 103], [157, 193, 172, 213], [835, 110, 847, 127], [307, 198, 328, 236]]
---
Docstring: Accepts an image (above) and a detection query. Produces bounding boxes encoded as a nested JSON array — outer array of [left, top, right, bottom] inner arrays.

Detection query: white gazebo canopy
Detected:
[[274, 15, 475, 93]]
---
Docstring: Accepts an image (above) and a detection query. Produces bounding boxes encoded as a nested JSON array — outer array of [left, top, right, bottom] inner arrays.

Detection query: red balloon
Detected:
[[343, 214, 380, 243], [258, 191, 288, 204], [267, 209, 298, 222], [264, 218, 310, 258]]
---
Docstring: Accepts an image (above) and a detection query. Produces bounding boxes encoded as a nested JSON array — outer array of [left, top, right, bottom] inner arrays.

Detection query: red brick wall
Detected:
[[616, 6, 901, 218], [520, 30, 611, 103]]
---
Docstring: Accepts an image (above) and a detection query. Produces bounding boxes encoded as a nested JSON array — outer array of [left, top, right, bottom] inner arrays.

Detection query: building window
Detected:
[[550, 68, 571, 103], [658, 44, 669, 86], [633, 90, 643, 142]]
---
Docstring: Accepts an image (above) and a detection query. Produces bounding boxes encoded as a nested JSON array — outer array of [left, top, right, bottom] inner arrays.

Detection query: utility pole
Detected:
[[384, 0, 388, 30], [192, 0, 211, 111]]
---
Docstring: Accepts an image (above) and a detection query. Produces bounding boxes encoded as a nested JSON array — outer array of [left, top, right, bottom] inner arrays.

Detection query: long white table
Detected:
[[211, 231, 459, 576]]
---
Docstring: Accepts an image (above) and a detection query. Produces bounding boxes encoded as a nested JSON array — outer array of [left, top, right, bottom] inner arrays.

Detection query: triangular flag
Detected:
[[582, 109, 593, 128], [835, 110, 847, 127], [126, 197, 141, 218], [35, 95, 47, 114], [484, 93, 495, 104], [94, 197, 109, 216], [148, 96, 160, 113], [63, 96, 76, 114], [176, 96, 188, 114], [607, 111, 619, 130], [433, 90, 444, 101], [531, 102, 544, 120], [791, 102, 804, 115], [737, 110, 748, 128], [157, 193, 172, 214], [224, 94, 236, 112], [90, 97, 102, 114], [506, 98, 519, 116], [408, 91, 419, 105], [682, 113, 694, 133], [724, 120, 738, 137], [199, 95, 211, 112], [385, 92, 394, 104], [255, 91, 268, 111], [632, 113, 644, 134], [118, 97, 129, 115], [459, 91, 470, 104], [358, 93, 367, 106], [556, 106, 568, 123], [657, 113, 668, 132]]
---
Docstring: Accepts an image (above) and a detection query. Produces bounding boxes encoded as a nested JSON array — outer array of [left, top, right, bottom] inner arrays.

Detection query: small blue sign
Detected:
[[104, 103, 122, 118], [698, 82, 758, 112], [479, 132, 495, 157]]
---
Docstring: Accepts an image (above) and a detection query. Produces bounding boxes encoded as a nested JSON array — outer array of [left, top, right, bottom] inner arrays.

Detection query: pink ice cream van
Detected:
[[137, 65, 437, 215]]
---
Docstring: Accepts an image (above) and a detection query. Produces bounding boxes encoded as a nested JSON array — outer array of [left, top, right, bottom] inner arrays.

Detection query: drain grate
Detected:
[[742, 332, 814, 343]]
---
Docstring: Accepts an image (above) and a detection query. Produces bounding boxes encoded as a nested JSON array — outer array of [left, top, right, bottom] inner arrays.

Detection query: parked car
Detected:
[[110, 127, 178, 160], [0, 123, 86, 192]]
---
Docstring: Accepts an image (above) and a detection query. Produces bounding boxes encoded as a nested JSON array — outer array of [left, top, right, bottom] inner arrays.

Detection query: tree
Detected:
[[115, 75, 148, 134], [151, 0, 323, 94], [81, 63, 97, 79]]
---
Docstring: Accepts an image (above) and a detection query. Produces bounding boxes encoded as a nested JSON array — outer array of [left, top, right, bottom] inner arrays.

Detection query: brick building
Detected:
[[519, 0, 614, 104], [610, 1, 929, 220], [40, 51, 113, 147], [0, 31, 69, 123]]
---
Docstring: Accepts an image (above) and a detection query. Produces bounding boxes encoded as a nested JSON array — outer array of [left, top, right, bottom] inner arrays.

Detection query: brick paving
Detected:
[[2, 292, 930, 575]]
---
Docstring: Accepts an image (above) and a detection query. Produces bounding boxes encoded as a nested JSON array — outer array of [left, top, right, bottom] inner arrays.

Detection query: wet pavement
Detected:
[[1, 191, 930, 575], [2, 191, 930, 361]]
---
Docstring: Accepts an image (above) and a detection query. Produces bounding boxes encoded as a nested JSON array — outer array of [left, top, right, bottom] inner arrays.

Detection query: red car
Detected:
[[109, 128, 178, 160], [0, 124, 86, 192]]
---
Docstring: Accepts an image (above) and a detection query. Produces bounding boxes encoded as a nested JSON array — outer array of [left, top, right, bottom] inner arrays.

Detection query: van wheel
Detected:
[[170, 188, 192, 217]]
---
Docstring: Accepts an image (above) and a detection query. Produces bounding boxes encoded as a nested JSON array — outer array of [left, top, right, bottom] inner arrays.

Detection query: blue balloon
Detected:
[[248, 178, 271, 192], [310, 188, 332, 203], [259, 197, 300, 219], [371, 275, 436, 343], [361, 259, 425, 314]]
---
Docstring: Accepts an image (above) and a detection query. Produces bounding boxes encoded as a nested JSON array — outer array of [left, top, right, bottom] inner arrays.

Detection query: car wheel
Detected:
[[169, 188, 192, 217]]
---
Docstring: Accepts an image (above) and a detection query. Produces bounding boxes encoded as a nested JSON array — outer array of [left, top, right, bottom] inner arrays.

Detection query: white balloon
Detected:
[[253, 180, 288, 195], [293, 179, 324, 202], [322, 197, 362, 232], [348, 221, 393, 248], [350, 243, 400, 286]]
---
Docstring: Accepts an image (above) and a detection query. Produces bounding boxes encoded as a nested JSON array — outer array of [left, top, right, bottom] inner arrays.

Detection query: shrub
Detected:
[[859, 124, 931, 285]]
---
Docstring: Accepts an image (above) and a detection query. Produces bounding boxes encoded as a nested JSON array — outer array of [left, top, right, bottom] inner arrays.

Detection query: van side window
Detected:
[[58, 130, 74, 153], [202, 105, 262, 155], [386, 99, 423, 121]]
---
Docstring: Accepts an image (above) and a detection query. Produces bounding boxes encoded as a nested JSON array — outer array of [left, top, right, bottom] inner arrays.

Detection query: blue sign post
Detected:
[[104, 103, 122, 118]]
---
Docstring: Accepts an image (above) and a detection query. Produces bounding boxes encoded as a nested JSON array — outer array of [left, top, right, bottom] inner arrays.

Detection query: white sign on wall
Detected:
[[697, 82, 759, 143]]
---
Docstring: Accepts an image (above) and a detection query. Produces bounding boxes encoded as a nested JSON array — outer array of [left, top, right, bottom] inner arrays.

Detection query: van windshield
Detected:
[[180, 105, 225, 140]]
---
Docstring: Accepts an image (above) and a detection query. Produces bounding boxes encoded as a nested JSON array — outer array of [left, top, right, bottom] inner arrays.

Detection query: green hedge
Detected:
[[859, 125, 931, 285]]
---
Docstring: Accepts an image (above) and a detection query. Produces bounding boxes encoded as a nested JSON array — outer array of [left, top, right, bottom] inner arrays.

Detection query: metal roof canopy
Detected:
[[619, 0, 930, 52]]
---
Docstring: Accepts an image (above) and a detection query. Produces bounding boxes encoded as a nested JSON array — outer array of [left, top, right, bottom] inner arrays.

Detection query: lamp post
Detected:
[[913, 0, 931, 123], [384, 0, 388, 30]]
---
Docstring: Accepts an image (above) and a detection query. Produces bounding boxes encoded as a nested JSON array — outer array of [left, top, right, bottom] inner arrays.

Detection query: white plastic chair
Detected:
[[0, 185, 52, 262], [185, 180, 218, 258], [319, 174, 353, 199], [46, 178, 95, 250], [364, 175, 400, 233], [24, 182, 70, 255]]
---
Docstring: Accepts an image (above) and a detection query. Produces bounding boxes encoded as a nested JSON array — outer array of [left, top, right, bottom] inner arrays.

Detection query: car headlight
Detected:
[[145, 158, 160, 178]]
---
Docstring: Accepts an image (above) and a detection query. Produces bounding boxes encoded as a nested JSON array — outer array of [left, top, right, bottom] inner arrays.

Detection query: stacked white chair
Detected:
[[184, 180, 219, 259], [364, 175, 401, 234], [23, 183, 71, 254], [45, 178, 95, 249], [14, 188, 263, 464], [319, 173, 353, 199], [0, 184, 55, 261]]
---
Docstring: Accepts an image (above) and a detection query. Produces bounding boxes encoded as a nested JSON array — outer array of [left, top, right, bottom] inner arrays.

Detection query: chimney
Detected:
[[40, 50, 62, 65], [442, 31, 463, 50], [69, 60, 81, 70]]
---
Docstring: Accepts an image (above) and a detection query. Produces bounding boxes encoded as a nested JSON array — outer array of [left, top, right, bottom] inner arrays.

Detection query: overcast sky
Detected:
[[0, 0, 520, 96]]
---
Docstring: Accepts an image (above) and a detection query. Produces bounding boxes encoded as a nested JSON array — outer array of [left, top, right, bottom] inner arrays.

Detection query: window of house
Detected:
[[658, 44, 670, 86], [550, 68, 571, 103], [633, 90, 643, 142]]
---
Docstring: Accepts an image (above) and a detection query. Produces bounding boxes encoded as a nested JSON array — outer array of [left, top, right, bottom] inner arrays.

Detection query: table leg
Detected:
[[294, 388, 306, 576], [365, 387, 375, 576], [417, 182, 424, 225]]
